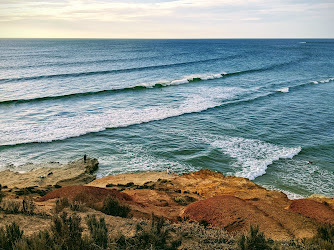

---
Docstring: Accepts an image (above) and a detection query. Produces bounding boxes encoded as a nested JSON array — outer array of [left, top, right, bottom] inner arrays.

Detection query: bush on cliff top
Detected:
[[3, 213, 181, 250], [101, 195, 131, 218], [0, 222, 23, 250], [304, 223, 334, 250], [86, 214, 108, 249], [51, 212, 83, 249], [115, 214, 181, 250], [238, 225, 271, 250]]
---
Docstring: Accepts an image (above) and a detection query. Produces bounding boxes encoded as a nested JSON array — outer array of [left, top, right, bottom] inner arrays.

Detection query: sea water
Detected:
[[0, 39, 333, 199]]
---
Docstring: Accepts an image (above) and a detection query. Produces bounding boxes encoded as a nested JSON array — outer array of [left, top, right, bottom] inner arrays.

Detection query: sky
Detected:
[[0, 0, 333, 38]]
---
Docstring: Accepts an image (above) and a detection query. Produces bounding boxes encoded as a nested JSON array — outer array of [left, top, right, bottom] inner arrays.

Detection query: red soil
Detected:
[[38, 185, 132, 204], [182, 195, 293, 237], [183, 195, 248, 230], [288, 199, 334, 224]]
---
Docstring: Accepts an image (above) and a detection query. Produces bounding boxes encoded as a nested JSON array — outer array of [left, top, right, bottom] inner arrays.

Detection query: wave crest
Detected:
[[205, 136, 301, 180], [0, 87, 243, 146]]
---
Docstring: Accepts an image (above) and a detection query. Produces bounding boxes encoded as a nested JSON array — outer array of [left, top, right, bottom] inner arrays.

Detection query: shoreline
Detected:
[[0, 157, 318, 201], [0, 157, 331, 201], [0, 157, 98, 189], [0, 157, 333, 241]]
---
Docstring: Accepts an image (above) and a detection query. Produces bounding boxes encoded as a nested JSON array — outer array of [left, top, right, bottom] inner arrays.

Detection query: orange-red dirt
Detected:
[[18, 169, 334, 241], [39, 185, 132, 203], [288, 199, 334, 224], [182, 195, 307, 240]]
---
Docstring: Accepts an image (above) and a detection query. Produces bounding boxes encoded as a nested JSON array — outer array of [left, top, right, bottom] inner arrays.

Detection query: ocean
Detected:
[[0, 39, 333, 199]]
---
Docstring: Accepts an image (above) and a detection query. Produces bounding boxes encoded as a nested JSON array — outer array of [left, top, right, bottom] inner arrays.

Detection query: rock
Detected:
[[87, 169, 324, 240], [0, 157, 99, 189]]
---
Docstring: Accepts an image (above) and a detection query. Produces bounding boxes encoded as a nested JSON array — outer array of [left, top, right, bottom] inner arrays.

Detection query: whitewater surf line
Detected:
[[203, 135, 301, 180], [0, 86, 241, 146], [0, 57, 307, 105], [0, 81, 304, 148], [1, 73, 331, 148], [0, 54, 303, 84], [2, 69, 331, 107], [0, 73, 226, 105], [0, 54, 242, 83]]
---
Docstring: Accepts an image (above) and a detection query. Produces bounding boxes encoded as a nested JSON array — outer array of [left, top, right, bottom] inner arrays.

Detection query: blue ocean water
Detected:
[[0, 39, 333, 199]]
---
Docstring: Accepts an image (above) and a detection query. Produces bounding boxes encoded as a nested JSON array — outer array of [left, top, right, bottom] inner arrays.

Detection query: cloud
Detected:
[[0, 0, 332, 22], [0, 0, 333, 37]]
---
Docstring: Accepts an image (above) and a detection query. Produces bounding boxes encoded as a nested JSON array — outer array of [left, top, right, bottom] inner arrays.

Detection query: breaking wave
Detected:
[[0, 87, 242, 146], [205, 136, 301, 180]]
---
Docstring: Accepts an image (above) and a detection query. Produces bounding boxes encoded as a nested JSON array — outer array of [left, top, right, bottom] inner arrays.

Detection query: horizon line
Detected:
[[0, 37, 333, 39]]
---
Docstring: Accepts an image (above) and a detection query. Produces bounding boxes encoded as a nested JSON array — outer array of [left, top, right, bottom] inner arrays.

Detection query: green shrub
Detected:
[[0, 198, 36, 216], [170, 221, 233, 249], [173, 196, 196, 206], [0, 222, 23, 249], [199, 220, 210, 228], [14, 230, 53, 250], [86, 215, 108, 249], [73, 192, 96, 208], [238, 225, 271, 250], [114, 215, 181, 250], [305, 223, 334, 250], [317, 223, 334, 244], [1, 200, 21, 214], [70, 201, 87, 212], [101, 195, 130, 218], [51, 212, 83, 249], [173, 196, 186, 205], [54, 197, 69, 213], [12, 213, 110, 250]]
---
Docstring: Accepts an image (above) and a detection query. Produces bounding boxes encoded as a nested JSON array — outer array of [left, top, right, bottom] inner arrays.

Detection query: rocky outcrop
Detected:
[[0, 157, 98, 189], [7, 166, 333, 241], [86, 169, 333, 240]]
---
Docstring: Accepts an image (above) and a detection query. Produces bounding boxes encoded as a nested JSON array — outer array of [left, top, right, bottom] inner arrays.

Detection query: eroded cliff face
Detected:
[[2, 166, 333, 241], [87, 169, 334, 241]]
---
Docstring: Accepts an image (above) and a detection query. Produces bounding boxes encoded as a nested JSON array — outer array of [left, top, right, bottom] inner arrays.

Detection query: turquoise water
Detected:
[[0, 39, 333, 198]]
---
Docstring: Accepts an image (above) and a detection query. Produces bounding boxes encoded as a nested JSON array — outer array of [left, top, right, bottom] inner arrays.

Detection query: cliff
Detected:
[[1, 159, 333, 242]]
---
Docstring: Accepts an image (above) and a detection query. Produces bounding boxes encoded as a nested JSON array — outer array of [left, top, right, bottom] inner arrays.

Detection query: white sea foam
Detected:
[[270, 159, 334, 197], [310, 77, 334, 85], [213, 74, 223, 78], [204, 136, 301, 180], [319, 77, 334, 83], [170, 79, 189, 85], [185, 73, 225, 81], [138, 72, 225, 88], [277, 87, 289, 93], [0, 86, 242, 146], [97, 144, 196, 177], [262, 185, 305, 200]]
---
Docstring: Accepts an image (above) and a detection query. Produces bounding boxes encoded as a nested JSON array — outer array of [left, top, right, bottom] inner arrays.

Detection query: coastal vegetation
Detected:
[[101, 195, 131, 218], [0, 212, 333, 249], [0, 159, 333, 249]]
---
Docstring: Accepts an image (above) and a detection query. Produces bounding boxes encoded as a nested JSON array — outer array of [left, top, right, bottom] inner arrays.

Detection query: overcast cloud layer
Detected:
[[0, 0, 333, 38]]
